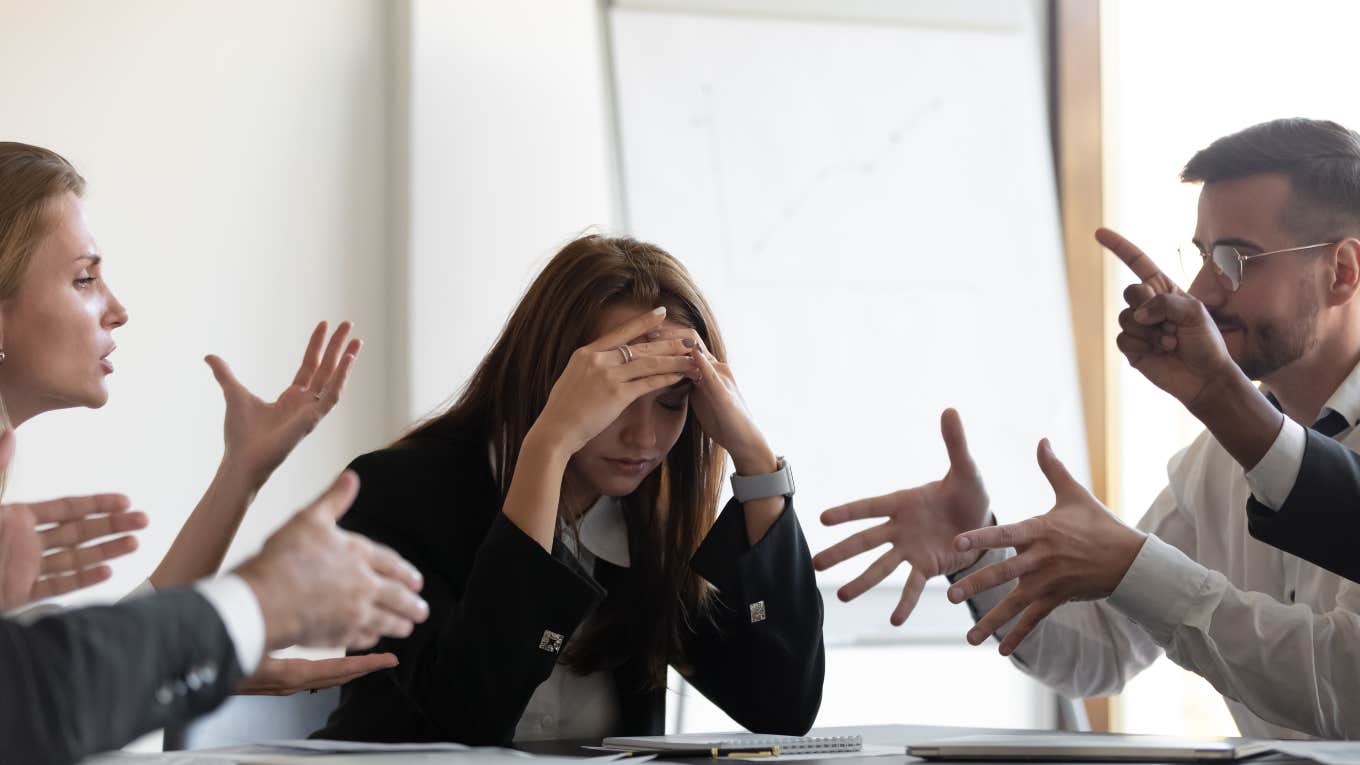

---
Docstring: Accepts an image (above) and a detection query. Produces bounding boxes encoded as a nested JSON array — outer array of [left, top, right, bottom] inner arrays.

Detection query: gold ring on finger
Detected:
[[617, 345, 634, 364]]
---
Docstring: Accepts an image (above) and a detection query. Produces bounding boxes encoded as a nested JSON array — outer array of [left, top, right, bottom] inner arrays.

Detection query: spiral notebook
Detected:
[[603, 732, 863, 755]]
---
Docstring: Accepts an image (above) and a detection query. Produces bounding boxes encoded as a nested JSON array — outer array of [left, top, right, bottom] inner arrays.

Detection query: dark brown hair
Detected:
[[1182, 118, 1360, 240], [403, 233, 727, 686]]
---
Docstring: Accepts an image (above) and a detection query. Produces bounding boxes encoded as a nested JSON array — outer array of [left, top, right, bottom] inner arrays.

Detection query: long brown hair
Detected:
[[404, 233, 728, 686], [0, 142, 89, 496]]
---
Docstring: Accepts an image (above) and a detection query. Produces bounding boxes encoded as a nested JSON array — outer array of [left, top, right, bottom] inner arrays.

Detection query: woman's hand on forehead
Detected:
[[640, 326, 707, 352]]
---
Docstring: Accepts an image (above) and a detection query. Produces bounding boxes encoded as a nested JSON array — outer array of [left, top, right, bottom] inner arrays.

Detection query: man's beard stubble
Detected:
[[1215, 276, 1321, 381]]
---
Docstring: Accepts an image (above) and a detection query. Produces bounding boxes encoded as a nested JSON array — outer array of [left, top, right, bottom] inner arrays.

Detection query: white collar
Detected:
[[489, 441, 633, 568], [575, 495, 632, 569], [1312, 357, 1360, 428]]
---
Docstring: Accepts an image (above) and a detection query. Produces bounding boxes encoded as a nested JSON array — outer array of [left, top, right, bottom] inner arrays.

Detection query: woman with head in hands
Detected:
[[316, 234, 824, 744], [0, 141, 389, 693]]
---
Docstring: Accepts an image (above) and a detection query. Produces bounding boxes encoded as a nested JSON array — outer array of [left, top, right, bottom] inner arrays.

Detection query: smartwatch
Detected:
[[730, 456, 795, 503]]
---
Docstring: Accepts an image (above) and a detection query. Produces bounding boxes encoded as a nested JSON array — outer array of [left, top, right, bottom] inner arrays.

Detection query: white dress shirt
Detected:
[[513, 495, 628, 742], [956, 360, 1360, 739]]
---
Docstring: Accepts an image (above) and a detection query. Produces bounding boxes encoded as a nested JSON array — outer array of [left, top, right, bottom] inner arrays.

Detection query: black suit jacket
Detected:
[[1247, 427, 1360, 583], [0, 587, 243, 765], [314, 431, 825, 745]]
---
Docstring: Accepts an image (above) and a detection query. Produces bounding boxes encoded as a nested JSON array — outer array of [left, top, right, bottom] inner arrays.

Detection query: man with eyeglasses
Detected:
[[1106, 228, 1360, 584], [815, 117, 1360, 739]]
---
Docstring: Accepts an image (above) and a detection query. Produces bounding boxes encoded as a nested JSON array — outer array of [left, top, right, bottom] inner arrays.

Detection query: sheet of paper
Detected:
[[80, 753, 240, 764], [233, 751, 462, 756], [235, 753, 615, 765], [84, 744, 586, 765], [261, 740, 470, 753]]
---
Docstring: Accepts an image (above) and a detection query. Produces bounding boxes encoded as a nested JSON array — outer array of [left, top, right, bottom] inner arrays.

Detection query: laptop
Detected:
[[908, 733, 1273, 762]]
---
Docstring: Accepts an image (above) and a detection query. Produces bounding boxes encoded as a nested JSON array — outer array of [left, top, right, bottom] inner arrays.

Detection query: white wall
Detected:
[[0, 0, 396, 601], [402, 0, 620, 420]]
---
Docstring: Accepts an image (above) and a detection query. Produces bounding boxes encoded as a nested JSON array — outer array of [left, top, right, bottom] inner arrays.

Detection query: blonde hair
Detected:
[[0, 143, 88, 494]]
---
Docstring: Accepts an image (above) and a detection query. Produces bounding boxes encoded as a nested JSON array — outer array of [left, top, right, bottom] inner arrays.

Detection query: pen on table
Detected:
[[615, 746, 781, 759]]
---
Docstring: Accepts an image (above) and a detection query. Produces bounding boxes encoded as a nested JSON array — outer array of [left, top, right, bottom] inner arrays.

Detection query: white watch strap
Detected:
[[730, 457, 794, 503]]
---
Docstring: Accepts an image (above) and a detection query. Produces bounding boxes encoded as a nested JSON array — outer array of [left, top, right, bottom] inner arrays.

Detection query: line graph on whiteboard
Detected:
[[677, 78, 951, 286], [695, 85, 947, 271], [611, 7, 1062, 295]]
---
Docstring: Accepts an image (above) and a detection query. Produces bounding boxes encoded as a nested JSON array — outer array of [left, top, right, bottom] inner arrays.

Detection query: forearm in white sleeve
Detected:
[[1108, 535, 1360, 738], [194, 574, 265, 676], [952, 517, 1164, 699], [1243, 417, 1306, 511], [956, 547, 1161, 698]]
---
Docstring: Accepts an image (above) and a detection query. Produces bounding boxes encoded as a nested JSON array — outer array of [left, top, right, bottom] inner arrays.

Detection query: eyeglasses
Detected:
[[1178, 241, 1336, 292]]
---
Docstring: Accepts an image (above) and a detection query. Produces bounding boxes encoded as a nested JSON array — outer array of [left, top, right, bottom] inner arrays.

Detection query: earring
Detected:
[[0, 349, 7, 364]]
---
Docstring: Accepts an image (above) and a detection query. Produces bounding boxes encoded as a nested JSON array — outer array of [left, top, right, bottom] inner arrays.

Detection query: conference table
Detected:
[[85, 723, 1327, 764], [514, 724, 1317, 765]]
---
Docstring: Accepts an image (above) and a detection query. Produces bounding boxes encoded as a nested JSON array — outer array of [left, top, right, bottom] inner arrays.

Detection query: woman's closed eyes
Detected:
[[657, 395, 689, 413], [657, 378, 695, 412]]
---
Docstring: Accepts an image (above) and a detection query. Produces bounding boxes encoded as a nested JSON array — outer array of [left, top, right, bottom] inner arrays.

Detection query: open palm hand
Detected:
[[208, 321, 361, 487]]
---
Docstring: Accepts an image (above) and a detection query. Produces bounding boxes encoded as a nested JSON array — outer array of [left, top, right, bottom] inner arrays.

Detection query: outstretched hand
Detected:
[[207, 321, 361, 487], [236, 652, 398, 696], [813, 409, 990, 625], [947, 438, 1144, 656], [0, 430, 148, 610], [234, 471, 428, 652]]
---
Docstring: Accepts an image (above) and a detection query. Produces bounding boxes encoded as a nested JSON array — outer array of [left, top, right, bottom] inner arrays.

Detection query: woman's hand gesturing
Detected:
[[207, 321, 361, 488]]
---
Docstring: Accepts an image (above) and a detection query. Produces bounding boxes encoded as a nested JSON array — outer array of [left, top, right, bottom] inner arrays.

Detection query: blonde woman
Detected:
[[0, 141, 388, 694]]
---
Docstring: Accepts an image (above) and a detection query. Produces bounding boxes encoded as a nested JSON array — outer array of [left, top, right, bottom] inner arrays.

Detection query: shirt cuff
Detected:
[[1243, 417, 1306, 511], [195, 574, 265, 676], [1106, 533, 1211, 645], [121, 578, 157, 601], [950, 545, 1016, 624]]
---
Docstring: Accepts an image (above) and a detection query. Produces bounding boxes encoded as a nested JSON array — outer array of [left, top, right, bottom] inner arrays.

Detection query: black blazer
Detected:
[[1247, 428, 1360, 583], [314, 431, 825, 745], [0, 587, 242, 765]]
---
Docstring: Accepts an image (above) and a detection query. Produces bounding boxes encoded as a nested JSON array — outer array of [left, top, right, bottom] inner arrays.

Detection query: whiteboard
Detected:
[[608, 4, 1086, 581]]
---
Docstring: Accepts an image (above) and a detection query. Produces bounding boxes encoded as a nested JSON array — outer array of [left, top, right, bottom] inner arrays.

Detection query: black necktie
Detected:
[[1265, 392, 1352, 437], [1313, 410, 1351, 437]]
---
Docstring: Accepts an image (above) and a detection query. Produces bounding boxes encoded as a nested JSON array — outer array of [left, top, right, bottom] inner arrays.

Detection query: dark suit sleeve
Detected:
[[0, 588, 242, 765], [334, 454, 606, 745], [1247, 428, 1360, 583], [682, 498, 825, 734]]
